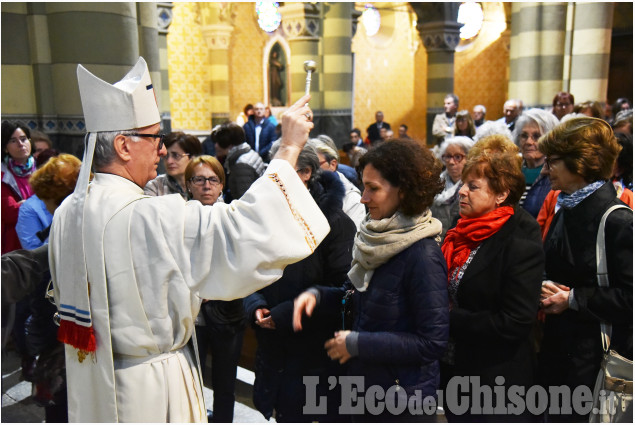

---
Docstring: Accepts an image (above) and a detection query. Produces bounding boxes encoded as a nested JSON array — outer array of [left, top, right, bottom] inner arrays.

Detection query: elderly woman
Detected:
[[537, 117, 632, 422], [513, 109, 560, 217], [440, 136, 544, 422], [293, 139, 449, 422], [245, 142, 356, 422], [184, 155, 244, 423], [144, 131, 202, 198], [431, 136, 474, 239], [451, 110, 476, 138]]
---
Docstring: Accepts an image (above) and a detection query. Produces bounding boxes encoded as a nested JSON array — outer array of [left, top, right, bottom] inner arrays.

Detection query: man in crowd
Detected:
[[349, 128, 364, 147], [472, 104, 487, 128], [432, 93, 459, 145], [243, 102, 277, 162], [366, 111, 391, 144], [49, 57, 329, 422], [497, 98, 522, 132], [398, 124, 411, 139]]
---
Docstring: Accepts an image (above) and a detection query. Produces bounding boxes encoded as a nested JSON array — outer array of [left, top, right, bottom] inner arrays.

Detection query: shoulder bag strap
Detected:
[[596, 204, 631, 353]]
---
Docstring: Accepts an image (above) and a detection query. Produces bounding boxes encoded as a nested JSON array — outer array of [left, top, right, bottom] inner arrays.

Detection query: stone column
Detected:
[[201, 3, 234, 128], [319, 2, 353, 146], [568, 2, 614, 102], [38, 3, 141, 154], [2, 3, 46, 133], [509, 2, 567, 108], [280, 2, 321, 134], [418, 21, 461, 145], [157, 2, 174, 132]]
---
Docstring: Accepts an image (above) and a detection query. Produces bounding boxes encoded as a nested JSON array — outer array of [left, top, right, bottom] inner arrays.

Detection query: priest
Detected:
[[49, 57, 329, 422]]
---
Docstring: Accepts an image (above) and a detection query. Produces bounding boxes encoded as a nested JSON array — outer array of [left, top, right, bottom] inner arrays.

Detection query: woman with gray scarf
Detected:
[[293, 139, 450, 422]]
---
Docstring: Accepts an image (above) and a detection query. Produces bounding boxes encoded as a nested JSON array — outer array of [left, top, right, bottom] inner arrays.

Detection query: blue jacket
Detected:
[[243, 117, 277, 160], [522, 173, 551, 218], [317, 237, 449, 398], [16, 194, 53, 249]]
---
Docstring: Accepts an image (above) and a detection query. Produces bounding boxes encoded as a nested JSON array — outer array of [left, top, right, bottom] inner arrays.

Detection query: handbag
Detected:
[[589, 204, 633, 423]]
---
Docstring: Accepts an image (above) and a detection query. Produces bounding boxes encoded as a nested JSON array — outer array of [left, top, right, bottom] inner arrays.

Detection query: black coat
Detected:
[[539, 183, 632, 402], [445, 208, 544, 421], [243, 171, 356, 421]]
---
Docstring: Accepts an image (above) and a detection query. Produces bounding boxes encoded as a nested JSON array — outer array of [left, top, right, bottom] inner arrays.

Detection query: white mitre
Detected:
[[54, 57, 160, 356], [77, 56, 160, 132]]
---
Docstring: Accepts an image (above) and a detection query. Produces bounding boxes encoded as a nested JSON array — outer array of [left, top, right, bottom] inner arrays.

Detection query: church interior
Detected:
[[1, 2, 633, 151]]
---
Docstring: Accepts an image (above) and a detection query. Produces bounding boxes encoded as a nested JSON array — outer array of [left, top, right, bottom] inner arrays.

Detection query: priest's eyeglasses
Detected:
[[190, 176, 221, 186], [127, 133, 165, 151]]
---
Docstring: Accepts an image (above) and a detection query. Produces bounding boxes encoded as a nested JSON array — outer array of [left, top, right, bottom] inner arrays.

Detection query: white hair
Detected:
[[473, 120, 513, 142]]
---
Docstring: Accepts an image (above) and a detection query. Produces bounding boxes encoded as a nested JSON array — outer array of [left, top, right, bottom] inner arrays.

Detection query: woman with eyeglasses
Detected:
[[537, 117, 632, 422], [439, 135, 543, 422], [183, 155, 244, 423], [2, 122, 36, 254], [144, 132, 202, 199], [431, 136, 474, 240], [512, 109, 560, 218], [551, 91, 575, 121]]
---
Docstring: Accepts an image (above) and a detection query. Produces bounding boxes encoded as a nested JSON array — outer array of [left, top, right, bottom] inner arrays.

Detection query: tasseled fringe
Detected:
[[58, 320, 97, 352]]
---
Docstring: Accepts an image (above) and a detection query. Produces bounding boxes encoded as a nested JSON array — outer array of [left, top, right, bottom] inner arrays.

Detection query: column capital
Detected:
[[201, 24, 234, 50], [279, 3, 320, 41], [417, 21, 462, 52]]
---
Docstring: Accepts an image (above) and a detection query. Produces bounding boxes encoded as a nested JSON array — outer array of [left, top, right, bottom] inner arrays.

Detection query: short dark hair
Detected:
[[350, 128, 361, 137], [445, 94, 459, 108], [164, 131, 203, 156], [400, 124, 408, 131], [552, 92, 574, 108], [212, 122, 246, 149], [539, 117, 620, 182], [2, 121, 33, 160], [357, 139, 443, 215]]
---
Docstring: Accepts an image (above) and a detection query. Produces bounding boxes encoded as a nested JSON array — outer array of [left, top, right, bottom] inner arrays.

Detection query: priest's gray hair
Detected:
[[93, 130, 141, 171], [512, 109, 560, 147]]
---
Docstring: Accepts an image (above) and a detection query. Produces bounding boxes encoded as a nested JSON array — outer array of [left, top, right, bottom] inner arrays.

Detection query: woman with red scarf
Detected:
[[440, 137, 544, 422]]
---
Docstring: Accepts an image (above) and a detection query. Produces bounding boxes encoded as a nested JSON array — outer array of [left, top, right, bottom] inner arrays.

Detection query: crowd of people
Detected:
[[1, 57, 632, 424]]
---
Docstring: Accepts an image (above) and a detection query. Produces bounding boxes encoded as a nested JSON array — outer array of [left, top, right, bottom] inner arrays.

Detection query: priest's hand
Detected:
[[274, 94, 313, 168]]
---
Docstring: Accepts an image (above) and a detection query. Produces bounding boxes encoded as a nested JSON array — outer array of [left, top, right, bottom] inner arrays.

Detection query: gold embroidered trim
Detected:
[[268, 172, 317, 252]]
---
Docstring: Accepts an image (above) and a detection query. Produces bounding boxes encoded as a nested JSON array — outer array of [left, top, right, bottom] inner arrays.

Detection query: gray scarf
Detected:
[[348, 210, 442, 292]]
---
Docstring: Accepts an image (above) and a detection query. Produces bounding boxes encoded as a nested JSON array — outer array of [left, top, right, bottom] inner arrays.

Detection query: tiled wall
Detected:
[[167, 2, 210, 130]]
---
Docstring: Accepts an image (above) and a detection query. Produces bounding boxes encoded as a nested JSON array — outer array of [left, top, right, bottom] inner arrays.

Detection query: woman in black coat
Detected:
[[293, 140, 450, 423], [538, 117, 632, 422], [440, 135, 544, 422], [244, 143, 357, 422]]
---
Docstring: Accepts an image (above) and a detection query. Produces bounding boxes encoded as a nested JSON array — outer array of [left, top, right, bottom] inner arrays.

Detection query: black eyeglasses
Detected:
[[441, 153, 466, 163], [544, 156, 563, 169], [127, 133, 165, 151], [189, 176, 221, 186]]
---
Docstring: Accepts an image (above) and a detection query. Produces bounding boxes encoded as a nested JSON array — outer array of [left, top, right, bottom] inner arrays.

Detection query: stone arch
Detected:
[[263, 35, 291, 107]]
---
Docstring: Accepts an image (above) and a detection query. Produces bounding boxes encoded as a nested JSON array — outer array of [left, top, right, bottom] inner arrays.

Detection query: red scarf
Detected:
[[441, 206, 514, 278]]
